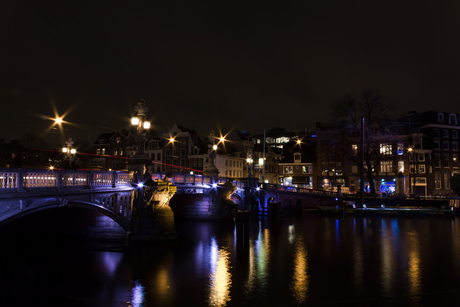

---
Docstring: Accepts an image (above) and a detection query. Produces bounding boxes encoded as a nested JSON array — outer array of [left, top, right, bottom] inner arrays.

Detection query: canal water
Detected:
[[2, 211, 460, 306]]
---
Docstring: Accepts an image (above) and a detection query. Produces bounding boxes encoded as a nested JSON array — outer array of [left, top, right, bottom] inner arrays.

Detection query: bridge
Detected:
[[0, 168, 340, 239]]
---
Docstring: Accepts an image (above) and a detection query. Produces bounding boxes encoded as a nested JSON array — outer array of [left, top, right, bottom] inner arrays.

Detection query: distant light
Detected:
[[138, 183, 144, 188], [55, 117, 63, 124], [220, 137, 225, 142], [363, 204, 367, 209], [70, 148, 76, 154], [62, 147, 68, 153], [381, 179, 385, 182], [49, 166, 54, 170], [297, 140, 301, 144], [212, 183, 217, 188], [213, 145, 217, 150], [143, 121, 150, 129], [131, 117, 139, 125], [256, 187, 260, 191], [169, 138, 175, 143]]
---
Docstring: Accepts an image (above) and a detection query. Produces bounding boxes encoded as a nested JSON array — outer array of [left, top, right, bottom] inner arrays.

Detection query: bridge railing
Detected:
[[149, 172, 213, 186], [0, 168, 132, 192], [263, 183, 340, 197]]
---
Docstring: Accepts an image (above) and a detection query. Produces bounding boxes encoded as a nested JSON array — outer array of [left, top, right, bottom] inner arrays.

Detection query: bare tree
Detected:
[[329, 88, 401, 195]]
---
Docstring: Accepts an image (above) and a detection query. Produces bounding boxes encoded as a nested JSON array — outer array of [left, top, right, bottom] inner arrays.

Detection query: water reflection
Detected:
[[407, 230, 421, 303], [129, 280, 145, 307], [246, 221, 271, 295], [290, 236, 309, 304], [208, 237, 232, 307], [381, 219, 396, 297]]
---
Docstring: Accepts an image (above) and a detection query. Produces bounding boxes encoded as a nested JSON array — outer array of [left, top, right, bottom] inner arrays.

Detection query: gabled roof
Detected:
[[279, 140, 316, 163]]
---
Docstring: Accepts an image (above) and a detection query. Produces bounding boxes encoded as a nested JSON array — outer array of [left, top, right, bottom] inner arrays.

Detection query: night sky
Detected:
[[1, 1, 460, 145]]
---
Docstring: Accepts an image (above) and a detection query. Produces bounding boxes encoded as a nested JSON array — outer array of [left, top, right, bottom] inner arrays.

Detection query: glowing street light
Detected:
[[62, 136, 76, 169], [130, 98, 151, 156]]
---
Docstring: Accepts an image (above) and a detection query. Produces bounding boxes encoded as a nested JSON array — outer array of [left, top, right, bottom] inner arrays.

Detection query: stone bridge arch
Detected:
[[0, 199, 132, 231]]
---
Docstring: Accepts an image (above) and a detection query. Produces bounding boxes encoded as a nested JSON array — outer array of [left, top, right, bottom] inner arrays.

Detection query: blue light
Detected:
[[212, 183, 217, 188], [381, 179, 385, 182], [137, 183, 144, 188]]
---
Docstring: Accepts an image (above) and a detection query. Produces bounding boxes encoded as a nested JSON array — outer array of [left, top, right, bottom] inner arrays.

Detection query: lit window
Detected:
[[397, 143, 404, 155], [97, 148, 101, 155], [418, 165, 425, 173], [453, 154, 458, 168], [302, 166, 312, 173], [102, 148, 106, 155], [283, 166, 293, 174], [398, 161, 404, 173], [380, 144, 392, 155], [380, 160, 393, 173], [352, 144, 358, 156]]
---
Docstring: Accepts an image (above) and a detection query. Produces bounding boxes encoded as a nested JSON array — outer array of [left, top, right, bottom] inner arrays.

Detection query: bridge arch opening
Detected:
[[0, 206, 127, 240]]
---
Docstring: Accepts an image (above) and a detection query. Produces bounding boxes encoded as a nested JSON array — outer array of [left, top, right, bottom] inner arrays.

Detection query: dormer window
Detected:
[[438, 113, 444, 123], [294, 153, 301, 161], [449, 113, 457, 125]]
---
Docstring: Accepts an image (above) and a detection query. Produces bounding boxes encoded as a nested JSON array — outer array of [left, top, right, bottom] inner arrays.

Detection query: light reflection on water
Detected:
[[10, 215, 460, 306], [290, 235, 309, 304], [208, 237, 232, 307], [407, 230, 421, 304]]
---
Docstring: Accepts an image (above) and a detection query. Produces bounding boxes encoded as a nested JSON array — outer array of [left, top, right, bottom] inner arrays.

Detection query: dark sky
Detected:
[[1, 0, 460, 145]]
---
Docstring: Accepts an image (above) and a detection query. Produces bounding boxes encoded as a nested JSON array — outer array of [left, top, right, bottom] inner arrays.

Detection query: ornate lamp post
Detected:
[[128, 98, 151, 175], [62, 136, 76, 169]]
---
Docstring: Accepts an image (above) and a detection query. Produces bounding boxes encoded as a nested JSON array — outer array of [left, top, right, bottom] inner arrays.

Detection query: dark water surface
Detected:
[[2, 212, 460, 306]]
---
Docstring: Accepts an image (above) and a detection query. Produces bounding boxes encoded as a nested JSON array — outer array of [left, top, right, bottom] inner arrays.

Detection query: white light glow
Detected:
[[143, 121, 150, 129], [131, 117, 139, 125]]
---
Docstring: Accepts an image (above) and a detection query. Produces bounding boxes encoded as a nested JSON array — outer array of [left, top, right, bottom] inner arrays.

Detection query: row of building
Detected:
[[1, 110, 459, 197]]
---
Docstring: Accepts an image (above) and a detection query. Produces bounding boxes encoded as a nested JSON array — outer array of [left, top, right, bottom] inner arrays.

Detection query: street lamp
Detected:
[[128, 98, 152, 180], [131, 98, 151, 156], [408, 147, 415, 196], [204, 130, 224, 180], [247, 149, 253, 178], [62, 136, 76, 169]]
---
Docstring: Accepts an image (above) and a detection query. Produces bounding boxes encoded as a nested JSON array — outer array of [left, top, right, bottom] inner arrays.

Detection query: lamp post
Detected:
[[128, 98, 151, 175], [407, 147, 415, 196], [62, 136, 76, 169], [204, 130, 224, 182], [247, 149, 253, 178]]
